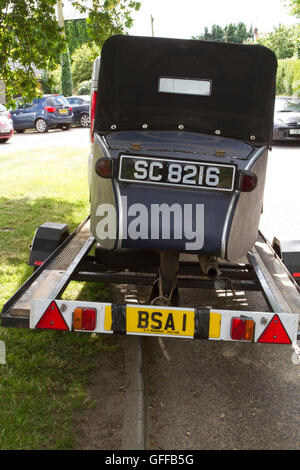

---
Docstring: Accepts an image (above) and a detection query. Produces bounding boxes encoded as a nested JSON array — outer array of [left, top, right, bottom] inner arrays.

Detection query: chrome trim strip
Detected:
[[114, 181, 124, 250], [220, 190, 239, 259], [245, 145, 267, 171]]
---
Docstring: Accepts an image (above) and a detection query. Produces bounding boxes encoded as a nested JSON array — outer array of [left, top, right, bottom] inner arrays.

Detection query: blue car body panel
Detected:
[[90, 131, 268, 262]]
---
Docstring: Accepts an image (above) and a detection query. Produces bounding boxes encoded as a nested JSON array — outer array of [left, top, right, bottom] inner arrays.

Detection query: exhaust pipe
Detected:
[[198, 255, 220, 279]]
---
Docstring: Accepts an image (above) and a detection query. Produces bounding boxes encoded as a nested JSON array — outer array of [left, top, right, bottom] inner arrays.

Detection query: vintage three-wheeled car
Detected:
[[88, 35, 277, 301]]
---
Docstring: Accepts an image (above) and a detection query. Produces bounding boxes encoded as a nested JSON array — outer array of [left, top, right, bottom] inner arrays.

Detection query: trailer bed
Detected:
[[1, 218, 300, 354]]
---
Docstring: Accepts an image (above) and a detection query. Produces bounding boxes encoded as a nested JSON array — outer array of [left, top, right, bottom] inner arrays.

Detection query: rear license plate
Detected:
[[119, 155, 236, 191], [126, 305, 195, 337], [289, 129, 300, 135], [59, 109, 68, 114]]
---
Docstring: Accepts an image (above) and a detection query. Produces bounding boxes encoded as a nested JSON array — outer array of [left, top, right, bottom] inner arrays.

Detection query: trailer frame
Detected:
[[1, 216, 300, 363]]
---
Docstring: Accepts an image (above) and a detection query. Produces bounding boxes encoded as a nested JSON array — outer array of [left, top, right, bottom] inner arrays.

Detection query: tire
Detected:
[[0, 138, 8, 143], [80, 113, 90, 127], [60, 123, 71, 131], [35, 118, 48, 133]]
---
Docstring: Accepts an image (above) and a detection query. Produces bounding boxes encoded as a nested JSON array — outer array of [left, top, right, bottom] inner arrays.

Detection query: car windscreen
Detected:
[[46, 96, 69, 107], [275, 98, 300, 113]]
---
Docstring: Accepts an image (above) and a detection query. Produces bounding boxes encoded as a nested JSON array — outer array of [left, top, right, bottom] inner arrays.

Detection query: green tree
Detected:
[[61, 49, 73, 96], [71, 42, 99, 90], [257, 24, 300, 59], [193, 22, 253, 44], [276, 67, 286, 94], [72, 0, 141, 47], [283, 0, 300, 17], [0, 0, 66, 106], [65, 18, 89, 56]]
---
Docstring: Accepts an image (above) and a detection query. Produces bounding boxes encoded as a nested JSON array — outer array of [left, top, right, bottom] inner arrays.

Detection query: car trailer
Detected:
[[1, 216, 300, 365]]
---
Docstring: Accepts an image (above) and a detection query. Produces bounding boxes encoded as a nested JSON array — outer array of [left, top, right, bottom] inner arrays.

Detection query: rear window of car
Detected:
[[46, 96, 69, 107], [275, 97, 300, 113]]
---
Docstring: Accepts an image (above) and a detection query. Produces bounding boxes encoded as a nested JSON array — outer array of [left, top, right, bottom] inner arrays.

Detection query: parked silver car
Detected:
[[273, 96, 300, 141]]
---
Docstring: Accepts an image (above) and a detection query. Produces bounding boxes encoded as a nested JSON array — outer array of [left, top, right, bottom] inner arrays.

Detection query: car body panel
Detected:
[[90, 130, 268, 261]]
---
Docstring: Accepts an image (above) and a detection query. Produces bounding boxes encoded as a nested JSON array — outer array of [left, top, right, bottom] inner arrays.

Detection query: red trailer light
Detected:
[[36, 301, 69, 330], [73, 307, 97, 331], [231, 317, 254, 341], [257, 314, 291, 344]]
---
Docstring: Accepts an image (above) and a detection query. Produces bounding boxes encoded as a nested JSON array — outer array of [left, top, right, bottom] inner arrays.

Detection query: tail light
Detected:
[[90, 90, 98, 142], [44, 106, 56, 113], [8, 112, 11, 119], [69, 106, 72, 112], [73, 307, 97, 331], [237, 170, 257, 192], [231, 316, 255, 341], [95, 157, 113, 178]]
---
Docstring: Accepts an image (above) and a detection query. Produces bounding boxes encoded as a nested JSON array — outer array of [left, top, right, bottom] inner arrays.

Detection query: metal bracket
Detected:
[[0, 341, 6, 365]]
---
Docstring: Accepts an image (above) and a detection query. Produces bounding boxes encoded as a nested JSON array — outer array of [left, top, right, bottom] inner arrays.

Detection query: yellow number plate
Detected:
[[59, 109, 68, 114], [127, 306, 195, 336], [104, 305, 222, 339]]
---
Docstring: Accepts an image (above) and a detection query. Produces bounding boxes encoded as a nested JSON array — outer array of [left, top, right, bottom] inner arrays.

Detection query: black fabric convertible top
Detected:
[[94, 35, 277, 145]]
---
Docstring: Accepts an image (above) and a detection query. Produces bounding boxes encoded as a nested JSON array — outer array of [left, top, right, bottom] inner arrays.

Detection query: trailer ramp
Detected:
[[1, 218, 95, 327]]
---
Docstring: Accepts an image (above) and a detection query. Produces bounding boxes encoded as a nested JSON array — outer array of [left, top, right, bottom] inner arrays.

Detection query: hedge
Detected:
[[277, 58, 300, 96]]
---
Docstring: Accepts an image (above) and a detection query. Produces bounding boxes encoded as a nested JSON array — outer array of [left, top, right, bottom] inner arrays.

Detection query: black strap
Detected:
[[111, 303, 126, 334], [194, 307, 210, 339]]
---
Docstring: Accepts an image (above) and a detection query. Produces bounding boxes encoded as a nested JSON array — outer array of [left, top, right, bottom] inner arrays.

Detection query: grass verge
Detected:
[[0, 133, 113, 449]]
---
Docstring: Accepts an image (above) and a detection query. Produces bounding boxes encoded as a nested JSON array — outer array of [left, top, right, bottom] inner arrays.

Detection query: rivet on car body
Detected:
[[215, 129, 221, 135]]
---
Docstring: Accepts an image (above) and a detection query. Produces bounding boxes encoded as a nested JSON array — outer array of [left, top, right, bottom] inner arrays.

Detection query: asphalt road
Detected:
[[3, 130, 300, 450], [143, 141, 300, 450], [1, 126, 90, 154]]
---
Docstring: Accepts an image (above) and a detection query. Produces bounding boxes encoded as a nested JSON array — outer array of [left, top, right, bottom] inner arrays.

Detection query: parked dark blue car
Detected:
[[66, 95, 90, 127], [11, 95, 73, 133]]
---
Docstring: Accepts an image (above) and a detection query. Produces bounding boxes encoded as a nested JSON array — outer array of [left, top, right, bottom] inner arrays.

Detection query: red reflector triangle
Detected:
[[36, 301, 69, 331], [257, 314, 291, 344]]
